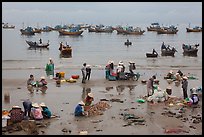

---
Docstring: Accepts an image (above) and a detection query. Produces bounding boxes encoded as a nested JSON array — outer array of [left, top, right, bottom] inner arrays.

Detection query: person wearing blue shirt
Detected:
[[40, 102, 52, 119], [74, 101, 86, 116]]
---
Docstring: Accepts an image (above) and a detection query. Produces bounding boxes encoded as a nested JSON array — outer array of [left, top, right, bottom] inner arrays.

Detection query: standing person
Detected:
[[128, 61, 136, 74], [109, 61, 114, 74], [22, 99, 32, 119], [39, 38, 42, 44], [182, 76, 188, 99], [105, 61, 111, 79], [146, 75, 156, 97], [81, 63, 86, 83], [45, 58, 54, 78], [85, 65, 91, 80]]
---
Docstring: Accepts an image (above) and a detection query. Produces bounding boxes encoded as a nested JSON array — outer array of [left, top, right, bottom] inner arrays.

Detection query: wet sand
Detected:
[[2, 68, 202, 135]]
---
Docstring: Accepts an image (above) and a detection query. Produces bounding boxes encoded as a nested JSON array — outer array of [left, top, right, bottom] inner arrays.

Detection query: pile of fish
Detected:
[[86, 101, 111, 116]]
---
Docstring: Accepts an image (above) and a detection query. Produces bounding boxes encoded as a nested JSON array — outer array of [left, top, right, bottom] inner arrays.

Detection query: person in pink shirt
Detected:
[[30, 103, 43, 120]]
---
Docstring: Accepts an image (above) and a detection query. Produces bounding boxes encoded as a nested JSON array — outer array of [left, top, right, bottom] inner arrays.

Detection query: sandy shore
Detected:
[[2, 68, 202, 135]]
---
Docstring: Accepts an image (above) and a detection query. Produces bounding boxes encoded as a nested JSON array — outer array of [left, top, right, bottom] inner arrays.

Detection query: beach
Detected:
[[2, 66, 202, 135]]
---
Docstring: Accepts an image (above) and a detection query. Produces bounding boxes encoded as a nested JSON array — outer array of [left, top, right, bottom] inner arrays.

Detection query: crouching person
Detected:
[[40, 102, 52, 119], [30, 103, 43, 120], [9, 106, 24, 124], [190, 89, 199, 105], [74, 101, 87, 116]]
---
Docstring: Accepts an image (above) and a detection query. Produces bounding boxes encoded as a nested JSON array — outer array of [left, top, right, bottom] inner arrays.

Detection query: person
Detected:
[[74, 101, 86, 116], [109, 61, 114, 74], [167, 45, 171, 51], [85, 65, 91, 81], [81, 63, 86, 83], [116, 61, 126, 80], [166, 70, 174, 79], [182, 76, 188, 99], [22, 99, 32, 119], [38, 76, 47, 86], [59, 42, 66, 51], [66, 42, 71, 48], [152, 49, 158, 55], [177, 70, 183, 77], [45, 58, 55, 78], [40, 102, 52, 119], [9, 106, 24, 123], [39, 38, 42, 44], [190, 89, 199, 105], [161, 42, 166, 50], [175, 72, 182, 82], [84, 92, 94, 106], [27, 74, 35, 86], [30, 103, 43, 120], [105, 61, 111, 79], [146, 75, 156, 97], [128, 61, 136, 74]]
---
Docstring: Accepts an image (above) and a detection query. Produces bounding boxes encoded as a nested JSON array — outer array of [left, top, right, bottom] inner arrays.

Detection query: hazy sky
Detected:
[[2, 2, 202, 26]]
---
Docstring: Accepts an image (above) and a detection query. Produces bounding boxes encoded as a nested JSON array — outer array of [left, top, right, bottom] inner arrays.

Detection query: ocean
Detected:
[[2, 23, 202, 79]]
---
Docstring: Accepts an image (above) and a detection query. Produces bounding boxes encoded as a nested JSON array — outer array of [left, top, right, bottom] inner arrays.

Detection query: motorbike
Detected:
[[124, 72, 140, 81]]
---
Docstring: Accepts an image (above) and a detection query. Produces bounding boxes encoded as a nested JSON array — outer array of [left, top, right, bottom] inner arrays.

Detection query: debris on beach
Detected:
[[86, 101, 111, 116], [122, 113, 146, 126]]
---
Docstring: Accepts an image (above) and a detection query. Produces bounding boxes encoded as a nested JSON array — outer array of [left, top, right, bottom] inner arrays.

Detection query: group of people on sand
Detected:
[[105, 60, 137, 80], [3, 99, 52, 125], [146, 69, 200, 106]]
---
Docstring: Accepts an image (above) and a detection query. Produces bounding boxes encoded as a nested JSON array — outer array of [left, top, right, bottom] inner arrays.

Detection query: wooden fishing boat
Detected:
[[161, 49, 177, 56], [33, 28, 42, 33], [147, 23, 161, 31], [2, 24, 15, 29], [124, 40, 132, 46], [59, 43, 72, 58], [186, 27, 202, 32], [182, 44, 199, 56], [26, 40, 49, 48], [157, 28, 178, 34], [95, 27, 113, 33], [88, 27, 97, 32], [58, 30, 83, 36], [60, 48, 72, 58], [20, 29, 35, 35], [123, 30, 145, 35], [146, 53, 158, 58]]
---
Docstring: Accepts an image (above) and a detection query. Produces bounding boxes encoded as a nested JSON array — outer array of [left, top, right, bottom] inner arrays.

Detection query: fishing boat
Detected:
[[161, 49, 177, 56], [26, 40, 49, 48], [147, 23, 161, 31], [124, 40, 132, 46], [157, 28, 178, 34], [95, 26, 114, 33], [186, 26, 202, 32], [60, 48, 72, 58], [59, 43, 72, 58], [33, 28, 42, 33], [146, 53, 158, 58], [58, 30, 83, 36], [2, 23, 15, 29], [20, 27, 35, 35], [182, 44, 199, 56]]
